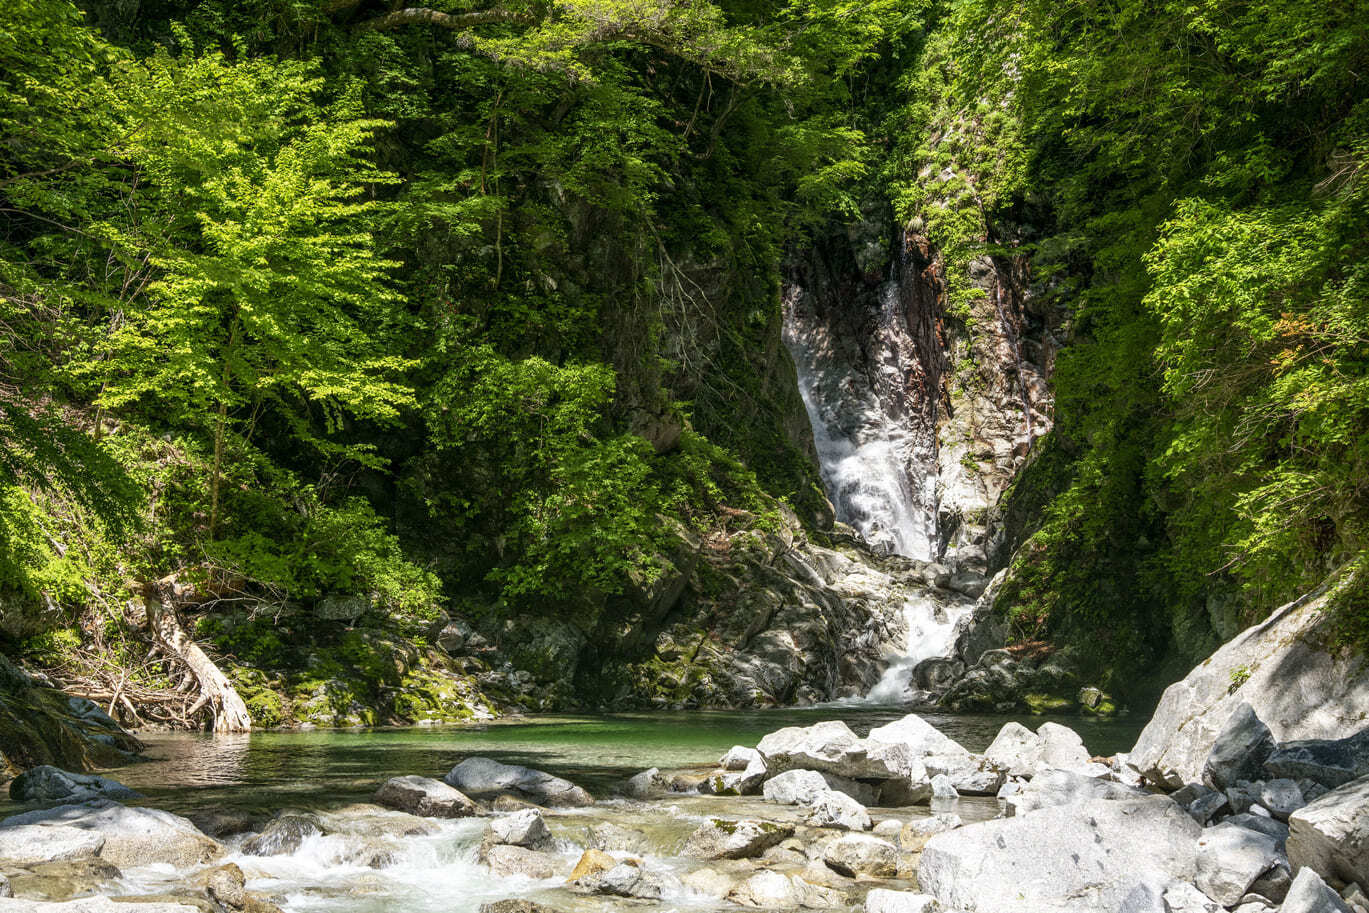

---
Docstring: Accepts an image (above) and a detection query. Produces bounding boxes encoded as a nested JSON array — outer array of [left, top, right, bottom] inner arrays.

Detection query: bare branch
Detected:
[[357, 7, 537, 31]]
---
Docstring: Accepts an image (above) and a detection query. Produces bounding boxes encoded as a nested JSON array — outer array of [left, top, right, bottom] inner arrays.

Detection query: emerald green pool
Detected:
[[98, 708, 1145, 815]]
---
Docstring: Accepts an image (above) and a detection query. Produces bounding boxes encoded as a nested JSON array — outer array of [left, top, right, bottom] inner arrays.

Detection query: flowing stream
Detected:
[[4, 713, 1143, 913]]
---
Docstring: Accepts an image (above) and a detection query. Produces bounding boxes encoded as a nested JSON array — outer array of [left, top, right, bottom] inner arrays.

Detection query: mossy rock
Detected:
[[1024, 692, 1074, 714]]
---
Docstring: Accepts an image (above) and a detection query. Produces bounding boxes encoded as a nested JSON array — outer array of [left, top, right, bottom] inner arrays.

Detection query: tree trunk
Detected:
[[143, 578, 252, 733]]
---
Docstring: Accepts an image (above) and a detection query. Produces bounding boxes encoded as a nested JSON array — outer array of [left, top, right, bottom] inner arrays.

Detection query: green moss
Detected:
[[1024, 693, 1073, 714]]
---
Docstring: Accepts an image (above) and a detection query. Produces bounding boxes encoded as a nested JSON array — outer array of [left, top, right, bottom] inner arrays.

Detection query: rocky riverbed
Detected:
[[2, 586, 1367, 913]]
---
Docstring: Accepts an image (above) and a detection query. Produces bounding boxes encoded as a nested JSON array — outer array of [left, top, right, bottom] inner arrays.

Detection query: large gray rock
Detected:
[[8, 767, 141, 804], [763, 769, 831, 806], [924, 752, 1006, 795], [807, 790, 872, 831], [1, 801, 221, 868], [726, 870, 845, 908], [1281, 867, 1353, 913], [1266, 728, 1369, 789], [573, 862, 680, 901], [487, 809, 551, 849], [1037, 722, 1097, 772], [867, 714, 968, 757], [700, 753, 767, 796], [721, 746, 763, 771], [444, 757, 593, 807], [822, 833, 898, 877], [374, 776, 477, 818], [1003, 768, 1145, 816], [984, 722, 1043, 777], [1128, 586, 1369, 789], [918, 796, 1202, 913], [242, 813, 321, 856], [0, 825, 104, 865], [1194, 821, 1286, 906], [1202, 704, 1276, 790], [756, 720, 915, 780], [1287, 774, 1369, 889], [681, 818, 793, 859], [483, 844, 561, 879]]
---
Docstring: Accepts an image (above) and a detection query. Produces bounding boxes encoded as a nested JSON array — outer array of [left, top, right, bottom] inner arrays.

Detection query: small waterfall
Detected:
[[783, 259, 939, 562], [865, 592, 974, 705]]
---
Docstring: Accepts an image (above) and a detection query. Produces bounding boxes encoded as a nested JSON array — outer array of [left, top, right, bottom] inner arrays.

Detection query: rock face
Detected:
[[8, 767, 141, 804], [444, 757, 593, 807], [1203, 703, 1277, 790], [1265, 729, 1369, 789], [1, 801, 222, 868], [373, 776, 477, 818], [1129, 585, 1369, 789], [1287, 775, 1369, 889], [918, 796, 1202, 913]]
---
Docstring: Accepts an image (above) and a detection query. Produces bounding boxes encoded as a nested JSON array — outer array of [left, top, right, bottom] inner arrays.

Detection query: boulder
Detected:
[[0, 825, 104, 865], [487, 809, 552, 849], [822, 834, 898, 877], [1194, 821, 1286, 906], [918, 796, 1202, 913], [1281, 867, 1353, 913], [1128, 586, 1369, 789], [566, 849, 616, 882], [721, 746, 763, 771], [867, 714, 968, 757], [483, 844, 562, 879], [681, 818, 793, 859], [1003, 768, 1145, 816], [573, 862, 679, 900], [242, 813, 320, 857], [8, 767, 141, 804], [727, 870, 845, 908], [1163, 882, 1224, 913], [984, 722, 1043, 777], [583, 821, 649, 854], [763, 770, 831, 806], [623, 768, 661, 799], [864, 889, 937, 913], [1203, 704, 1277, 790], [930, 774, 958, 799], [374, 776, 477, 818], [1288, 774, 1369, 889], [756, 721, 867, 775], [924, 753, 1005, 795], [2, 801, 222, 868], [700, 754, 767, 796], [807, 790, 871, 831], [196, 863, 246, 910], [1266, 728, 1369, 790], [444, 757, 593, 807], [900, 814, 964, 851], [1038, 722, 1096, 772]]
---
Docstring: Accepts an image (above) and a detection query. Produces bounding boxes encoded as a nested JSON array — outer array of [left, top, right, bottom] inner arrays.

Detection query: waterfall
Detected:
[[782, 258, 939, 562]]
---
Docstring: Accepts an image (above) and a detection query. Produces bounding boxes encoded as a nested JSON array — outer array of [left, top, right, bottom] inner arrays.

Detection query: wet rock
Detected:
[[8, 767, 141, 804], [930, 774, 958, 799], [197, 863, 247, 909], [1281, 867, 1353, 913], [188, 811, 257, 839], [919, 796, 1202, 913], [727, 870, 846, 908], [487, 809, 551, 849], [807, 790, 871, 831], [479, 901, 566, 913], [0, 875, 9, 899], [1128, 587, 1369, 790], [1002, 767, 1145, 816], [1194, 821, 1286, 906], [566, 848, 616, 881], [1266, 728, 1369, 790], [491, 795, 538, 813], [573, 862, 678, 900], [0, 899, 208, 912], [584, 821, 649, 854], [623, 767, 662, 798], [444, 757, 593, 807], [700, 753, 767, 795], [822, 833, 898, 877], [721, 746, 763, 771], [877, 776, 933, 806], [242, 813, 321, 857], [681, 818, 794, 859], [483, 844, 562, 879], [0, 824, 104, 865], [2, 859, 123, 901], [374, 776, 477, 818], [1203, 704, 1276, 790], [764, 770, 831, 805], [863, 888, 937, 913], [2, 801, 222, 868], [1288, 774, 1369, 890]]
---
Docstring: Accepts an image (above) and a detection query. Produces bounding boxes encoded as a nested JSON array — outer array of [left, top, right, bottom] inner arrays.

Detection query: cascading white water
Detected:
[[784, 253, 968, 705], [783, 276, 937, 561]]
